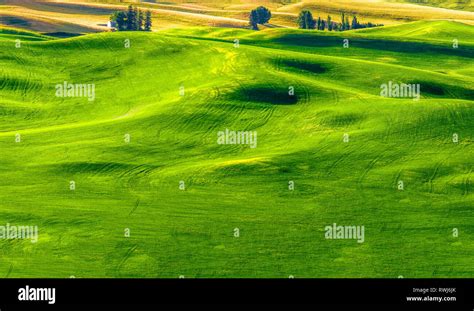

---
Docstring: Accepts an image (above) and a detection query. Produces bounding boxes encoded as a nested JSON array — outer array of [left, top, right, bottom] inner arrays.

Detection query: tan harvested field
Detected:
[[1, 0, 473, 35], [278, 0, 474, 25], [0, 0, 252, 33]]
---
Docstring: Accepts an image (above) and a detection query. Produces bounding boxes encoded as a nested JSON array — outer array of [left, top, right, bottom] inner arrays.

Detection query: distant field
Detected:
[[389, 0, 473, 11], [278, 0, 474, 26], [1, 0, 474, 36], [0, 19, 472, 277]]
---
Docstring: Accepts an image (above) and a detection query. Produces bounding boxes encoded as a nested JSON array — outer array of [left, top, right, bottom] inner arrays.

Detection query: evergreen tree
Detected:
[[351, 16, 358, 29], [305, 12, 311, 29], [345, 16, 350, 30], [297, 11, 307, 29], [110, 11, 127, 31], [307, 12, 315, 29], [133, 6, 139, 30], [144, 10, 152, 31], [138, 9, 144, 31], [110, 7, 153, 32], [341, 12, 345, 30], [317, 17, 321, 30], [297, 10, 315, 29], [321, 20, 326, 31], [126, 5, 134, 30], [327, 15, 332, 31], [117, 12, 127, 31]]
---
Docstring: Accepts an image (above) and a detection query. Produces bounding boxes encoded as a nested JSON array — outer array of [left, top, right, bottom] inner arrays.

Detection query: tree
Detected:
[[327, 15, 332, 31], [297, 10, 315, 29], [138, 9, 144, 31], [321, 19, 326, 31], [133, 6, 139, 30], [351, 16, 358, 29], [249, 9, 259, 30], [110, 11, 127, 31], [110, 11, 119, 22], [145, 10, 152, 31], [297, 11, 306, 29], [126, 5, 135, 30], [345, 16, 350, 30], [306, 12, 315, 29], [110, 7, 151, 32], [341, 12, 345, 30], [316, 17, 321, 30], [255, 6, 271, 24], [116, 12, 127, 31]]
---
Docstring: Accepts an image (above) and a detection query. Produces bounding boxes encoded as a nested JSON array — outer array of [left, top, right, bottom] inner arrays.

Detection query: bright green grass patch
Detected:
[[0, 26, 52, 41], [353, 20, 474, 43], [0, 22, 472, 277]]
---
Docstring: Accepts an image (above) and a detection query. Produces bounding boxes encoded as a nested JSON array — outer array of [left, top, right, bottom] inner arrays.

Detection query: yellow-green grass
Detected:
[[352, 20, 474, 43], [0, 21, 472, 277], [0, 26, 52, 40]]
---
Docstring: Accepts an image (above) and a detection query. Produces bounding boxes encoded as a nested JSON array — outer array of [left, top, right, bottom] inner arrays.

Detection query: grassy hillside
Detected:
[[0, 26, 52, 40], [0, 21, 473, 277], [352, 20, 474, 43]]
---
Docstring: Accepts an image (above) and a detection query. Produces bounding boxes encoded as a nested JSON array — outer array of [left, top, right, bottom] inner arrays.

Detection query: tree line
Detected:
[[297, 11, 383, 31], [247, 6, 382, 31], [110, 5, 152, 31]]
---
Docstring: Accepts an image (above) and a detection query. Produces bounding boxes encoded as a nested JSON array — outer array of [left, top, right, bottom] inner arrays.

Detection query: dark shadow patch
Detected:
[[408, 80, 474, 99], [50, 162, 136, 175], [421, 83, 446, 96], [279, 59, 328, 74], [44, 32, 83, 38], [0, 16, 32, 28], [0, 76, 43, 93], [229, 85, 300, 105], [321, 112, 365, 127], [273, 34, 474, 59]]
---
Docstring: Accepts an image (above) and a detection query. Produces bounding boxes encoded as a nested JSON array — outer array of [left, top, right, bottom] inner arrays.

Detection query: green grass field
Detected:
[[0, 20, 473, 278]]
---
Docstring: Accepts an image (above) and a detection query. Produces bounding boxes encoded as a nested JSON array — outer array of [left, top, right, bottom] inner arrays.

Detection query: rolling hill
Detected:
[[0, 20, 472, 277]]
